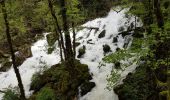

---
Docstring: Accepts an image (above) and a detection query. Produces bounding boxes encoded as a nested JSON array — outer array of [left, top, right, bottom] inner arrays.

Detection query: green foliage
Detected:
[[103, 49, 133, 63], [2, 89, 20, 100], [36, 87, 56, 100], [106, 70, 121, 90]]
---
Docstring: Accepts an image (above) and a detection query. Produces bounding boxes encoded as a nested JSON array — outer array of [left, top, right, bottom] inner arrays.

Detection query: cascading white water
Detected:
[[0, 8, 141, 100]]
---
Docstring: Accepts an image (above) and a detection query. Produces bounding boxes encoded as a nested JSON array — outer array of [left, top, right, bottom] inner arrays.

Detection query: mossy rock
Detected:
[[114, 65, 159, 100], [18, 44, 32, 58], [80, 81, 95, 96], [36, 87, 57, 100], [0, 58, 12, 72], [98, 30, 106, 38], [30, 72, 49, 92], [77, 45, 86, 58], [103, 44, 111, 54], [29, 61, 92, 99], [46, 33, 58, 46], [0, 50, 10, 59], [47, 47, 55, 54]]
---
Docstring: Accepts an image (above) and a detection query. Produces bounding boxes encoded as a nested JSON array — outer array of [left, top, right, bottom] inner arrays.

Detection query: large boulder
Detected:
[[15, 44, 32, 66], [98, 30, 106, 38], [77, 45, 86, 58]]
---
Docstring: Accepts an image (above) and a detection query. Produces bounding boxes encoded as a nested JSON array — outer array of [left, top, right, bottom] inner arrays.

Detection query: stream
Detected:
[[0, 8, 141, 100]]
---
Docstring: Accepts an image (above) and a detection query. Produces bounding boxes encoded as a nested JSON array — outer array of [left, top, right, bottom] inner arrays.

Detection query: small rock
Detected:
[[118, 26, 125, 32], [113, 37, 118, 43], [75, 42, 81, 47], [115, 62, 121, 69], [87, 39, 94, 44], [48, 47, 55, 54], [118, 31, 131, 37], [103, 44, 111, 54], [98, 30, 106, 38], [116, 48, 120, 51], [77, 45, 86, 58]]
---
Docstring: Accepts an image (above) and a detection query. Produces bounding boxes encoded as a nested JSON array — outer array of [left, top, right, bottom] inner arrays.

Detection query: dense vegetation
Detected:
[[102, 0, 170, 100], [0, 0, 170, 100]]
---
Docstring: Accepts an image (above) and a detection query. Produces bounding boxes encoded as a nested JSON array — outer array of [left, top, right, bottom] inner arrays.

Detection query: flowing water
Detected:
[[0, 9, 141, 100]]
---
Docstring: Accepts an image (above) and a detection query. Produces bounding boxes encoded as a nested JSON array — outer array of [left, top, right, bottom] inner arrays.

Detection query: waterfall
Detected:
[[0, 8, 142, 100]]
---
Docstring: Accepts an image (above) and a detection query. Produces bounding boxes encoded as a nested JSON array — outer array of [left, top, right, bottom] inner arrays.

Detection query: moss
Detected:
[[80, 81, 95, 96], [47, 47, 55, 54], [46, 33, 58, 46], [0, 58, 12, 72], [29, 60, 93, 100], [114, 65, 156, 100], [77, 45, 86, 58], [36, 87, 56, 100], [2, 89, 20, 100]]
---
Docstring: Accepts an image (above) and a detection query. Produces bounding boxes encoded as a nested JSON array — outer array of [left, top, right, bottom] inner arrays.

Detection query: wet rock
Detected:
[[103, 44, 111, 54], [75, 42, 81, 47], [46, 33, 58, 46], [116, 47, 120, 51], [80, 82, 95, 96], [118, 31, 131, 37], [118, 26, 125, 32], [113, 37, 118, 43], [115, 62, 121, 69], [87, 39, 94, 44], [77, 45, 86, 58], [15, 44, 32, 66], [19, 44, 32, 58], [48, 47, 55, 54], [123, 36, 132, 49], [98, 30, 106, 38]]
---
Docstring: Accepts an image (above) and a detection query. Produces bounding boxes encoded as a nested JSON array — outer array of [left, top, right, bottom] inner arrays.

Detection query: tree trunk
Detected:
[[0, 1, 26, 99], [72, 22, 76, 58], [47, 0, 66, 60], [153, 0, 164, 29], [59, 0, 74, 64]]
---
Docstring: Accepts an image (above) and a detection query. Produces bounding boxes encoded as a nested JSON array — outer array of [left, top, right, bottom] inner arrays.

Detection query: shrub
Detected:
[[2, 89, 20, 100], [36, 87, 56, 100]]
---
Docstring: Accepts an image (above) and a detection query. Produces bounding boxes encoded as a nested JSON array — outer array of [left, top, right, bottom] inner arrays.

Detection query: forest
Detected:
[[0, 0, 170, 100]]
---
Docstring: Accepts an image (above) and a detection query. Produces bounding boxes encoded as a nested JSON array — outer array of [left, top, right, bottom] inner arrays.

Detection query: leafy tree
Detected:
[[0, 0, 26, 99]]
